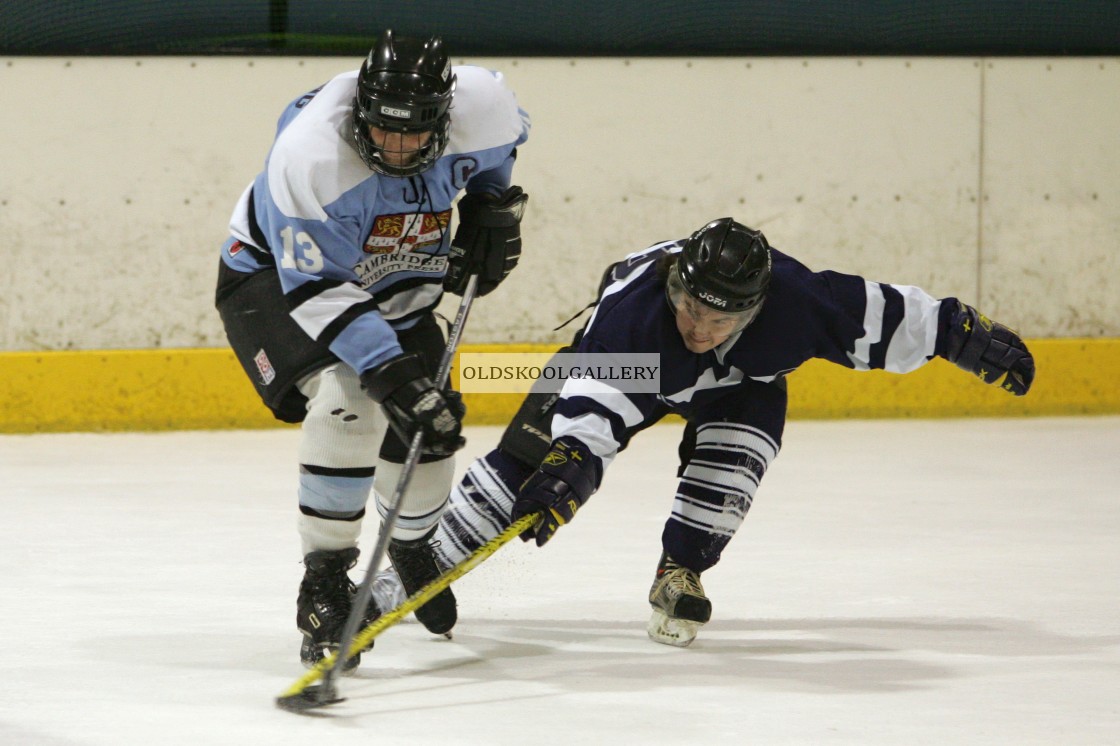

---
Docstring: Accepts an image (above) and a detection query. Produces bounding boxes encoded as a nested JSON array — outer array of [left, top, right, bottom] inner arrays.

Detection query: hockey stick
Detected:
[[280, 275, 479, 712], [276, 511, 538, 711]]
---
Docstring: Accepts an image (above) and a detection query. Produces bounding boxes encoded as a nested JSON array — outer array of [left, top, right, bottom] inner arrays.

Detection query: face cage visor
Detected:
[[353, 73, 454, 177], [666, 263, 764, 336], [354, 110, 449, 177]]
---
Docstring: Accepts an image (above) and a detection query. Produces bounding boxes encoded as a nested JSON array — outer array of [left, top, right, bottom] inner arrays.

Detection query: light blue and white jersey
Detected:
[[221, 65, 530, 375]]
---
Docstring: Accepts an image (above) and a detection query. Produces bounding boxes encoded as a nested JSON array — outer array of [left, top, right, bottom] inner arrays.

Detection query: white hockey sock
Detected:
[[298, 512, 363, 555], [374, 456, 454, 542], [432, 451, 520, 568]]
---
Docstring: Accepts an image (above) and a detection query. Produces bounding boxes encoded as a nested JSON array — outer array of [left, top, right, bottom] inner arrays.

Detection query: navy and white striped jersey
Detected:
[[553, 240, 957, 469], [220, 66, 530, 376]]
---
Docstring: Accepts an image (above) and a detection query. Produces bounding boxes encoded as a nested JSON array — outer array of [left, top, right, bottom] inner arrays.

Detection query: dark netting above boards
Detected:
[[3, 0, 1119, 56]]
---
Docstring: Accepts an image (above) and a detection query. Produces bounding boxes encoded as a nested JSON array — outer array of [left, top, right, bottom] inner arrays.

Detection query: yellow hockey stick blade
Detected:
[[275, 683, 345, 714], [275, 512, 539, 712]]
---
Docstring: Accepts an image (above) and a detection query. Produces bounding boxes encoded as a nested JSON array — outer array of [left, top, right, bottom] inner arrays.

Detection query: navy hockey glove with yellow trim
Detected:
[[945, 302, 1035, 396], [443, 186, 528, 297], [512, 437, 602, 547]]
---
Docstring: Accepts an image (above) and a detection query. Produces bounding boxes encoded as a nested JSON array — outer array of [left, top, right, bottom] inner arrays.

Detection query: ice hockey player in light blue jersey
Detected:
[[215, 30, 530, 671], [372, 217, 1035, 648]]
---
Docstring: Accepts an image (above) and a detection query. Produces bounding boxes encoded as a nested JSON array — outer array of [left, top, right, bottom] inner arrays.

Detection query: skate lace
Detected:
[[663, 566, 704, 600], [312, 572, 356, 627], [390, 538, 442, 585]]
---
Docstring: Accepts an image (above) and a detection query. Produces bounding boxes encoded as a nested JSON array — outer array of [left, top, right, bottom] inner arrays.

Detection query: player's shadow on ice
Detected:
[[464, 615, 1117, 658], [299, 614, 1117, 719], [326, 614, 1120, 705], [88, 614, 1118, 705]]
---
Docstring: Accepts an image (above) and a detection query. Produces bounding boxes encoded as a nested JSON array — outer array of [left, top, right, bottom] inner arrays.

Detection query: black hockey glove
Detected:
[[360, 353, 466, 456], [511, 437, 602, 547], [944, 301, 1035, 396], [443, 186, 529, 297]]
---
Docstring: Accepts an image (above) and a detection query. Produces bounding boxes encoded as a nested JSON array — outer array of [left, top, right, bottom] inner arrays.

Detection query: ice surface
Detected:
[[2, 417, 1117, 745]]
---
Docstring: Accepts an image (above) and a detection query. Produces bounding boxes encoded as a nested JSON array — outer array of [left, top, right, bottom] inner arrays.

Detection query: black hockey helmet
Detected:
[[667, 218, 772, 331], [352, 30, 456, 176]]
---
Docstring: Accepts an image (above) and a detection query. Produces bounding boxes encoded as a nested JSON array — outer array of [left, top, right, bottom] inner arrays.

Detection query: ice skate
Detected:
[[388, 528, 457, 636], [297, 548, 380, 672], [647, 552, 711, 648]]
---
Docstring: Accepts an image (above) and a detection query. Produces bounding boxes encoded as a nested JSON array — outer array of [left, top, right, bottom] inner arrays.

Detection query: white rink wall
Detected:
[[1, 56, 1117, 351]]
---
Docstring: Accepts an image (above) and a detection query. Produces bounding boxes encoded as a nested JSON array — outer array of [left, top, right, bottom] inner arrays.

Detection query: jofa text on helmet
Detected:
[[698, 292, 727, 307]]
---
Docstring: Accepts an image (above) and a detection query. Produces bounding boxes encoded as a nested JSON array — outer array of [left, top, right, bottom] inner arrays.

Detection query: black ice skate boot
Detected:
[[647, 552, 712, 648], [388, 528, 457, 636], [297, 547, 381, 672]]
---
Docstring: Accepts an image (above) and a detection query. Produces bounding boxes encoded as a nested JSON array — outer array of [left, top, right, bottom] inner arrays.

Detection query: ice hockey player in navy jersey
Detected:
[[372, 216, 1034, 648], [214, 30, 530, 670]]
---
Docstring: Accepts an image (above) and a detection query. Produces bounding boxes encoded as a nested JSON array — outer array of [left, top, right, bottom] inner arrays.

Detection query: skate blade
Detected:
[[647, 610, 699, 648], [276, 685, 346, 714]]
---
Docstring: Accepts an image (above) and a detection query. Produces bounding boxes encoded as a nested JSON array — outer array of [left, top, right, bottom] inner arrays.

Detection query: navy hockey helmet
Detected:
[[353, 30, 456, 176], [667, 218, 772, 331]]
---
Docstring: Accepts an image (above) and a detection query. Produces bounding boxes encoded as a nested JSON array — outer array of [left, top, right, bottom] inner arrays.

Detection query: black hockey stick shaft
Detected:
[[317, 275, 479, 703]]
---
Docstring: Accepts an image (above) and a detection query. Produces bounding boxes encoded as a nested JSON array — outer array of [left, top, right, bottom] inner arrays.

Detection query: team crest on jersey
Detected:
[[355, 210, 451, 288], [364, 211, 451, 254]]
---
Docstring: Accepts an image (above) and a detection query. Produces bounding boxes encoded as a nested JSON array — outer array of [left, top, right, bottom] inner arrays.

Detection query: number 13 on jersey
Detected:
[[279, 226, 324, 273]]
